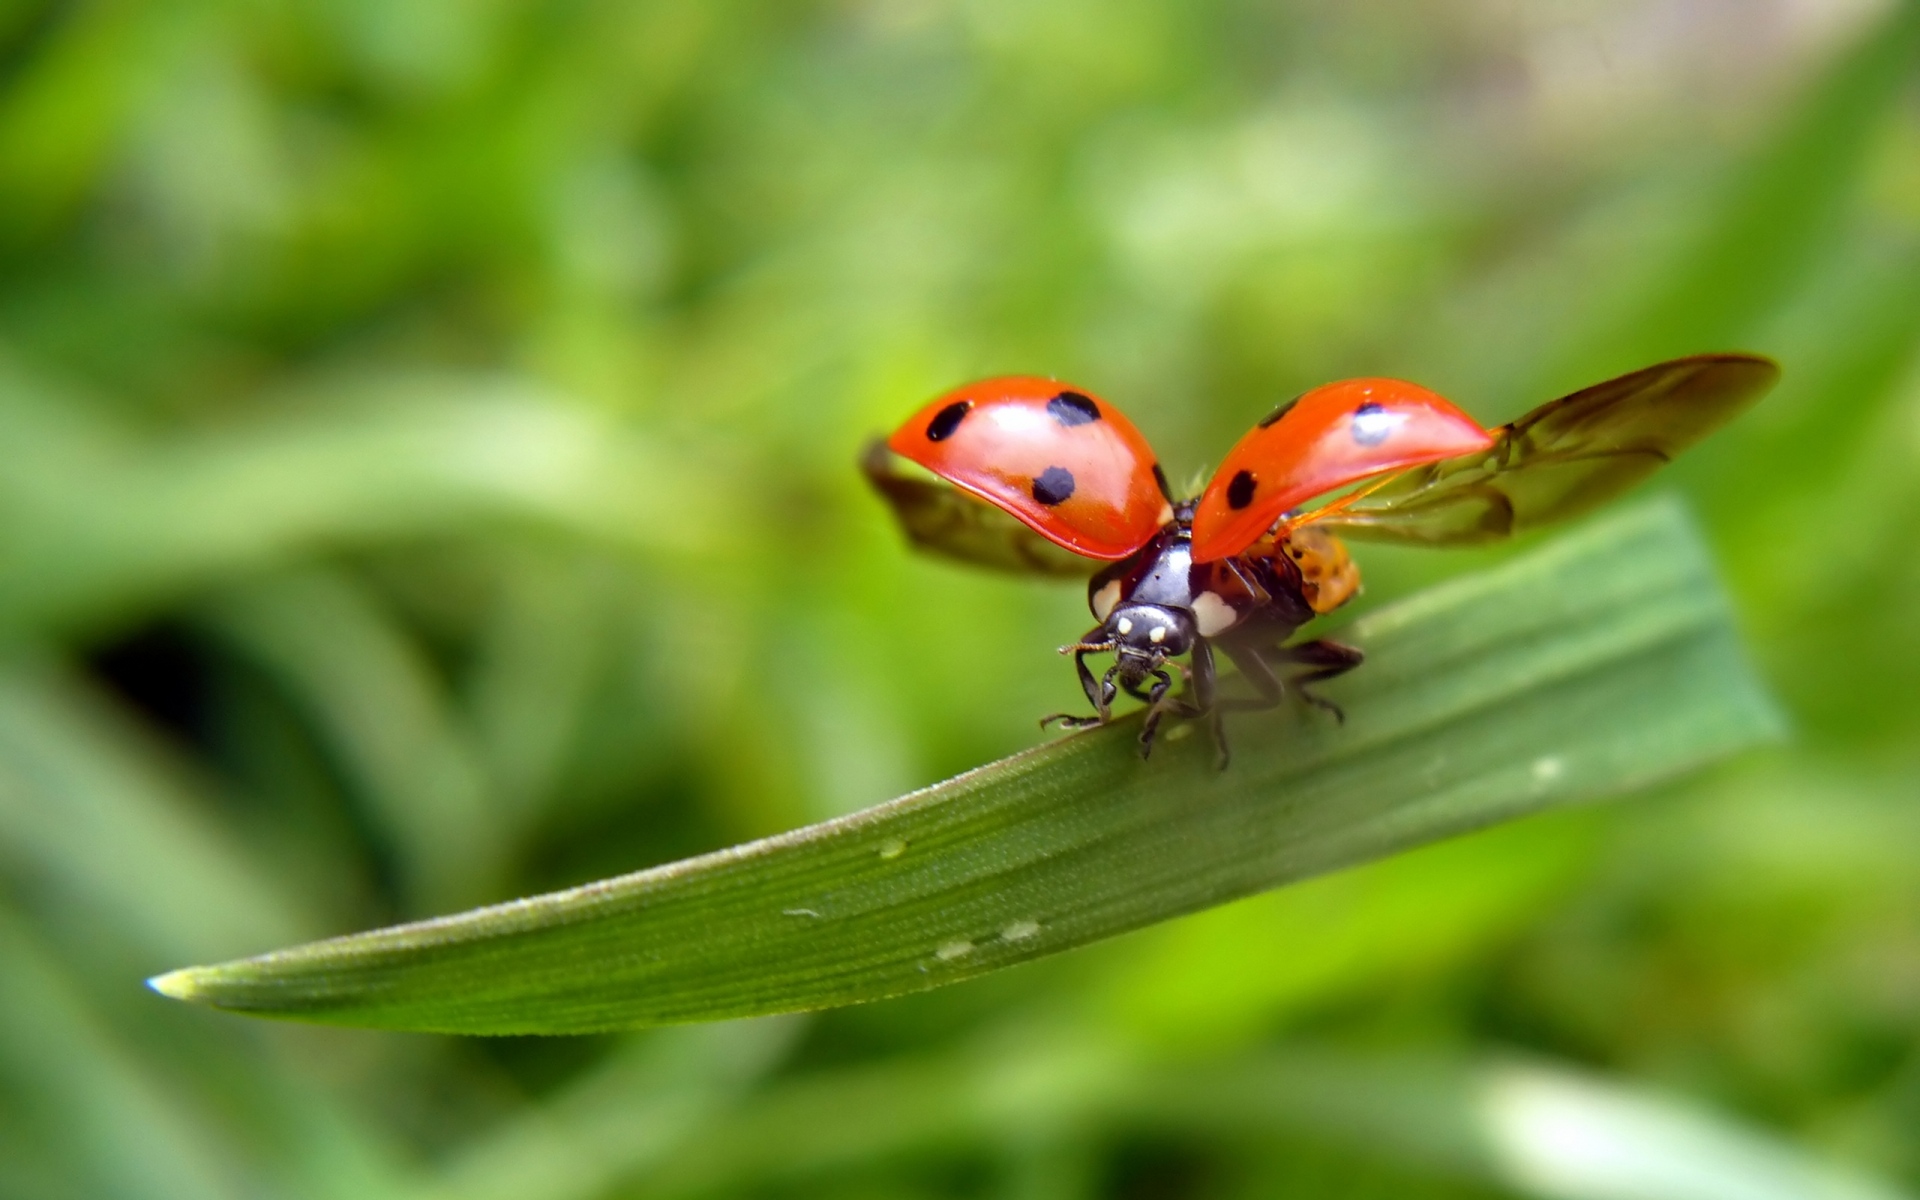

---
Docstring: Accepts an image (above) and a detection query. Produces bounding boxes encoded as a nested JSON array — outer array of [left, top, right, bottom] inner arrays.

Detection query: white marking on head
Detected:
[[1092, 579, 1122, 621], [1116, 616, 1134, 635], [1191, 591, 1238, 637], [1149, 624, 1166, 644], [1157, 502, 1174, 525]]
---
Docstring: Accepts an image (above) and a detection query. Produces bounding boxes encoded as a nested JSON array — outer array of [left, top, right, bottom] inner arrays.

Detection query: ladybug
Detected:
[[864, 355, 1778, 765]]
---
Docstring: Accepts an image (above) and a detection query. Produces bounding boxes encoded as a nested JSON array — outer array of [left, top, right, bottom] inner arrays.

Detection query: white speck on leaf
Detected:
[[1001, 920, 1041, 942], [782, 908, 820, 918], [1532, 756, 1565, 783], [935, 940, 973, 961], [878, 838, 907, 860]]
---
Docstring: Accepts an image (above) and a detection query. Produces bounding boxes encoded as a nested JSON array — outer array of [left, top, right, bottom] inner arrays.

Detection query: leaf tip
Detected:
[[146, 967, 208, 1003]]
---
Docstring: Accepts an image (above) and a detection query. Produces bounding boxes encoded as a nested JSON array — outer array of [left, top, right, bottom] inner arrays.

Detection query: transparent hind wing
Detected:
[[861, 440, 1097, 577], [1316, 354, 1780, 546]]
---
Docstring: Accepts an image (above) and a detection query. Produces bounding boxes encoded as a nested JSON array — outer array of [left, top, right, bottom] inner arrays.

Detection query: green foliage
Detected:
[[2, 1, 1919, 1197]]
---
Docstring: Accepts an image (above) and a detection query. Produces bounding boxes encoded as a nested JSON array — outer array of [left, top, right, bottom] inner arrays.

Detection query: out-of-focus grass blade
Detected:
[[0, 2, 157, 240], [0, 665, 421, 1200], [150, 498, 1778, 1033], [464, 551, 615, 824], [200, 569, 504, 913], [0, 911, 248, 1200], [0, 660, 308, 962], [615, 1032, 1911, 1200], [1512, 3, 1920, 408], [524, 1025, 1910, 1200], [1626, 2, 1920, 357], [1476, 1062, 1907, 1200], [418, 1019, 802, 1200], [1091, 809, 1600, 1047], [0, 375, 716, 639]]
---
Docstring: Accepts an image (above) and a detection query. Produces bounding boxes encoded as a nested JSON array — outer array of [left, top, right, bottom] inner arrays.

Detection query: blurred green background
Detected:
[[3, 0, 1919, 1196]]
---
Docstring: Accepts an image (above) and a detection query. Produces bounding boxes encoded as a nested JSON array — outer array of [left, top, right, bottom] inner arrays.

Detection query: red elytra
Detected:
[[885, 376, 1171, 560], [1189, 379, 1496, 561], [887, 374, 1493, 564]]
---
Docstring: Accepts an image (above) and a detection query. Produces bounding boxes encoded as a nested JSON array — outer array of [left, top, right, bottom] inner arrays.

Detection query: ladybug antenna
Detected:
[[1059, 639, 1115, 655]]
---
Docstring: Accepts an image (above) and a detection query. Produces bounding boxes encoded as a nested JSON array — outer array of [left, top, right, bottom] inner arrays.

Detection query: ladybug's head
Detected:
[[1105, 602, 1196, 682]]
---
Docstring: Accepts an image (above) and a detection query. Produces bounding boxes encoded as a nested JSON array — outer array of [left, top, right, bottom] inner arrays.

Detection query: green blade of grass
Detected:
[[149, 497, 1779, 1034], [0, 372, 717, 641], [610, 1031, 1911, 1200], [1616, 2, 1920, 363]]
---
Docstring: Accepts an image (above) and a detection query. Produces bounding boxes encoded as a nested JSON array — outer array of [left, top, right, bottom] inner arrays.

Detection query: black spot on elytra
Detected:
[[926, 400, 971, 442], [1226, 470, 1256, 510], [1032, 466, 1075, 506], [1047, 392, 1101, 427], [1258, 394, 1303, 428], [1151, 463, 1172, 501], [1351, 401, 1391, 446]]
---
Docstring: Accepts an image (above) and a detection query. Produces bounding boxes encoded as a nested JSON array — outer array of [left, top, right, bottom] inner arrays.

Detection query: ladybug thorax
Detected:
[[1086, 513, 1327, 651], [1088, 526, 1239, 643]]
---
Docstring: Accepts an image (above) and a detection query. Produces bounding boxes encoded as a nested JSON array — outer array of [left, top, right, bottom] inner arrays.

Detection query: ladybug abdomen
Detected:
[[1193, 549, 1314, 639], [1280, 526, 1361, 614]]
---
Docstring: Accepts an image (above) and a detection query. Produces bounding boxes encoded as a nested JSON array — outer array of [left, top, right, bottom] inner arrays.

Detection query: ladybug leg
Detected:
[[1083, 656, 1119, 719], [1272, 639, 1364, 724], [1219, 638, 1359, 724], [1141, 643, 1230, 763], [1136, 669, 1178, 758], [1041, 713, 1105, 731], [1069, 631, 1119, 718], [1218, 642, 1285, 711], [1188, 639, 1230, 769], [1040, 636, 1118, 731], [1138, 642, 1229, 766]]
